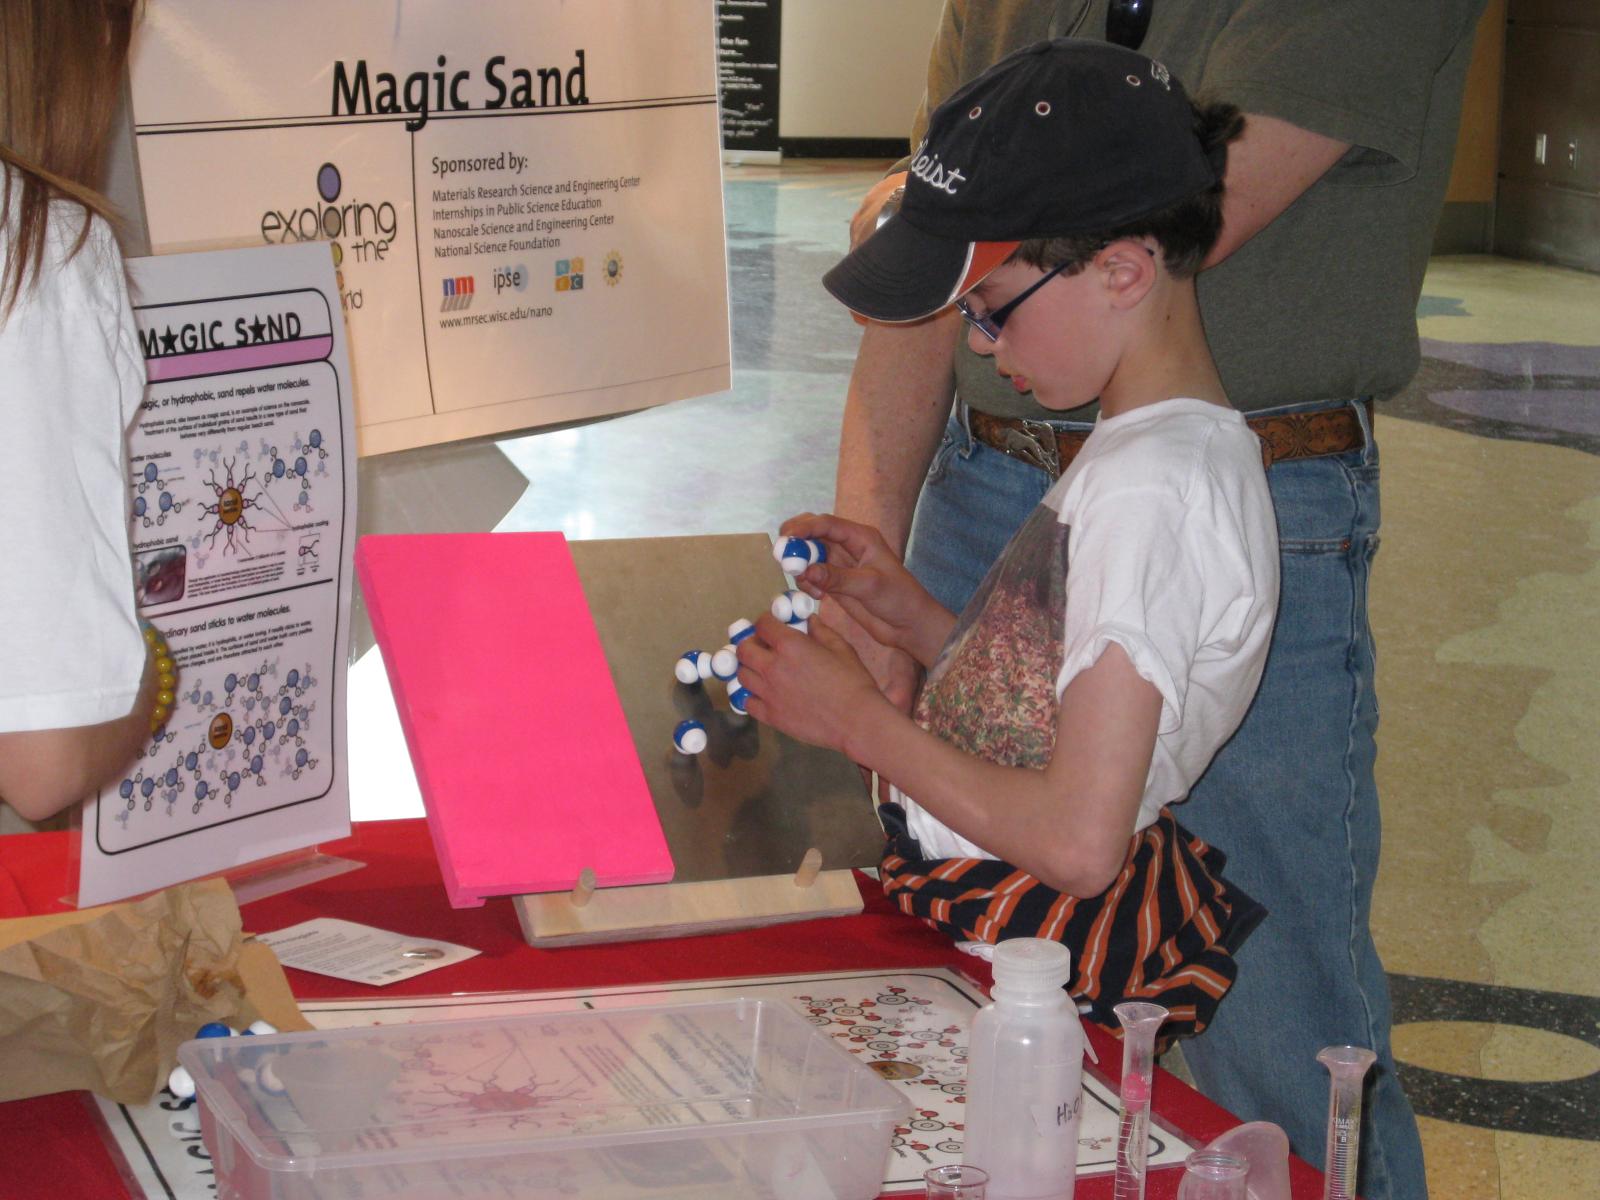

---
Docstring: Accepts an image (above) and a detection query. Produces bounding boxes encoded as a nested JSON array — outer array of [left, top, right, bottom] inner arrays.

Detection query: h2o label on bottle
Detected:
[[1030, 1092, 1083, 1138]]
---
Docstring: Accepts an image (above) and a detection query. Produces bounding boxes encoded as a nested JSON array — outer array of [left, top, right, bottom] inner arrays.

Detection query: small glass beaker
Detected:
[[1176, 1149, 1248, 1200], [925, 1163, 990, 1199]]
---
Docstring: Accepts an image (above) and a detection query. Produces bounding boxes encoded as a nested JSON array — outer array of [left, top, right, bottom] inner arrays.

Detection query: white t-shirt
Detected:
[[0, 178, 147, 732], [896, 397, 1280, 860]]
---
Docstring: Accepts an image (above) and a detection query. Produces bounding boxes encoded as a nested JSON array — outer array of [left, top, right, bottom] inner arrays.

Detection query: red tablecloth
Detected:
[[0, 821, 1325, 1198]]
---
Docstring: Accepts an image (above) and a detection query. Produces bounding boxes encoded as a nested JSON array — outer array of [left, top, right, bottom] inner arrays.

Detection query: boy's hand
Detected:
[[778, 513, 952, 667], [818, 603, 921, 715], [736, 615, 890, 756]]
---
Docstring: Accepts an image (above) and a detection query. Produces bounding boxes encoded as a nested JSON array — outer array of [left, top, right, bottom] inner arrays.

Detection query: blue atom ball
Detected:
[[273, 459, 286, 477], [287, 719, 299, 736], [309, 429, 323, 447], [672, 719, 707, 754], [141, 778, 155, 797], [144, 463, 158, 482], [196, 1022, 232, 1039], [133, 496, 146, 517], [248, 674, 260, 690], [287, 669, 300, 687], [120, 780, 134, 798], [225, 673, 238, 691], [160, 492, 173, 511], [296, 748, 309, 766], [196, 781, 209, 799], [228, 772, 241, 789], [279, 697, 291, 715]]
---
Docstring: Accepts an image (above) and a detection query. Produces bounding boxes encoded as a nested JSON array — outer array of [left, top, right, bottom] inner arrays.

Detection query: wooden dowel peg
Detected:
[[793, 847, 823, 889], [570, 867, 597, 908]]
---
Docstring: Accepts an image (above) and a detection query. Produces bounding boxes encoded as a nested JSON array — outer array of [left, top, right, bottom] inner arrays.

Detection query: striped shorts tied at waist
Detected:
[[879, 804, 1266, 1042]]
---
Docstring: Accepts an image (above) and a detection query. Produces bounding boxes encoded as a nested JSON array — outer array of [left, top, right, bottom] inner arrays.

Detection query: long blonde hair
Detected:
[[0, 0, 139, 318]]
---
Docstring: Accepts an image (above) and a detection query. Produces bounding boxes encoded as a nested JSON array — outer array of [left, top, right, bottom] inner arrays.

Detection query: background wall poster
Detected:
[[128, 0, 732, 456], [717, 0, 782, 156]]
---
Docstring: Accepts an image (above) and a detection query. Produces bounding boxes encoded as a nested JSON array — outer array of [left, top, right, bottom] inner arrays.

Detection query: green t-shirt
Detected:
[[902, 0, 1486, 418]]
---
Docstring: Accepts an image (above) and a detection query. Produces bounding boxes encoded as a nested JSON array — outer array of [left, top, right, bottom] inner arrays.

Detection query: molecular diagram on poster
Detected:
[[113, 659, 323, 830], [177, 426, 334, 568], [131, 460, 188, 528]]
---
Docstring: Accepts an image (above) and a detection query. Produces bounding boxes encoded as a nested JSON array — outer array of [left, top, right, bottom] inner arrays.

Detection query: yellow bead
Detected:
[[159, 673, 177, 689], [156, 656, 175, 674], [142, 626, 158, 645], [157, 690, 176, 707]]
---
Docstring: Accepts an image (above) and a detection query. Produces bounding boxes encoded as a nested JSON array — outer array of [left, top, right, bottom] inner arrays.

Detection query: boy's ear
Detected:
[[1097, 239, 1158, 310]]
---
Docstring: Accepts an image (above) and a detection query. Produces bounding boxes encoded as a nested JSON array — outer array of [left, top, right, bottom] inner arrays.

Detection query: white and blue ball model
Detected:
[[728, 685, 752, 715], [773, 536, 827, 576], [711, 645, 740, 680], [673, 719, 708, 755], [674, 650, 713, 684], [727, 617, 757, 645], [771, 589, 818, 624]]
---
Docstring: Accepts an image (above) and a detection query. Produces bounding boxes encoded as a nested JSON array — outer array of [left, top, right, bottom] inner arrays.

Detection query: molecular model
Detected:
[[773, 536, 827, 577], [166, 1020, 281, 1101], [670, 592, 818, 751]]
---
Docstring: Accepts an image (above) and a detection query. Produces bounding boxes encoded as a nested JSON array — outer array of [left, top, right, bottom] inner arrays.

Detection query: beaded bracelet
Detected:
[[139, 620, 179, 734]]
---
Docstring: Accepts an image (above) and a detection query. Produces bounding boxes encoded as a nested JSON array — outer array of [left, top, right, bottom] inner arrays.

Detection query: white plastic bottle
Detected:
[[962, 938, 1085, 1199]]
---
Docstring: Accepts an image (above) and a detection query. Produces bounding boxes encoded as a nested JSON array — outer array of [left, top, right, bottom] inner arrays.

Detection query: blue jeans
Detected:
[[906, 401, 1426, 1200]]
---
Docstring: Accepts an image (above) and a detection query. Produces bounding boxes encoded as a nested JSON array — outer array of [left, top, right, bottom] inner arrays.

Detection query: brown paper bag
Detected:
[[0, 877, 310, 1104]]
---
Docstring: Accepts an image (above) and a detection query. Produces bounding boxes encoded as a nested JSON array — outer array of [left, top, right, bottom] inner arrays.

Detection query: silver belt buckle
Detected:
[[999, 419, 1062, 476]]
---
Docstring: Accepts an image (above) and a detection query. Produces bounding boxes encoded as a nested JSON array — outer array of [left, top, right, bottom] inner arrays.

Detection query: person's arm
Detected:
[[0, 651, 158, 821], [1204, 112, 1351, 268], [741, 621, 1160, 897], [824, 314, 962, 708]]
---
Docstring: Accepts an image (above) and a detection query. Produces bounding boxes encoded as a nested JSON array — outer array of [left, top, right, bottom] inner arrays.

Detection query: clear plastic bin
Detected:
[[179, 996, 910, 1199]]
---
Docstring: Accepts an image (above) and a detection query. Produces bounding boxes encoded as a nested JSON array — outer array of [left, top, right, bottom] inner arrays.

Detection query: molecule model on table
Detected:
[[674, 650, 713, 685], [165, 1020, 278, 1101], [711, 645, 740, 680], [728, 617, 756, 645], [673, 719, 708, 755]]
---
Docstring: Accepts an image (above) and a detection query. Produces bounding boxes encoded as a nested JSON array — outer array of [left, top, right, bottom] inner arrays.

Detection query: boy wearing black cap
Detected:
[[735, 40, 1277, 1036]]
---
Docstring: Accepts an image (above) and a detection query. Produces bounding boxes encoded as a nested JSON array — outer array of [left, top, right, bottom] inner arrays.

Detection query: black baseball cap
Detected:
[[824, 39, 1219, 324]]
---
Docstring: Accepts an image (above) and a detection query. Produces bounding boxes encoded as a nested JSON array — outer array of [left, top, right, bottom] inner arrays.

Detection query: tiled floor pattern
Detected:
[[350, 161, 1600, 1199]]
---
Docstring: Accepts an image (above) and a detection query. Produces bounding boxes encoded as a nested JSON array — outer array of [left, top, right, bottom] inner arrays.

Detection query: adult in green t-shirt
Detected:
[[827, 5, 1488, 1198]]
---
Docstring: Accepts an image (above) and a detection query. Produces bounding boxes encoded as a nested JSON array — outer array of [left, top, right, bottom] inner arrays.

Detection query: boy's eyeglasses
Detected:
[[1106, 0, 1154, 50], [955, 261, 1074, 342]]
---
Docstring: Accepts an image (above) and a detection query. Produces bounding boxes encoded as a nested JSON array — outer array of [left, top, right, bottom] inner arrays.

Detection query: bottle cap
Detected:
[[990, 938, 1073, 992]]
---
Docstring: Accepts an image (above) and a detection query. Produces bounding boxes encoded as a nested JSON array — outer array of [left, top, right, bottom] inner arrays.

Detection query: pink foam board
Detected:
[[355, 533, 672, 907]]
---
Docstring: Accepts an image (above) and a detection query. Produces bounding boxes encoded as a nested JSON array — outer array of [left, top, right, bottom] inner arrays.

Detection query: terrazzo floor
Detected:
[[349, 160, 1600, 1200]]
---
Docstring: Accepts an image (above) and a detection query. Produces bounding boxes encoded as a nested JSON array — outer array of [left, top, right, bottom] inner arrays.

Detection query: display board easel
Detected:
[[513, 533, 883, 945], [359, 532, 884, 942]]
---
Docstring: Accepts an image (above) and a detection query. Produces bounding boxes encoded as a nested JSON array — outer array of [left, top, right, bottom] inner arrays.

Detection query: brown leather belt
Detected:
[[967, 399, 1373, 478]]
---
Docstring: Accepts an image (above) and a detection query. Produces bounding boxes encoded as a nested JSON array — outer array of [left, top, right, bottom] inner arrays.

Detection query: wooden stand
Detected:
[[513, 852, 864, 947]]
